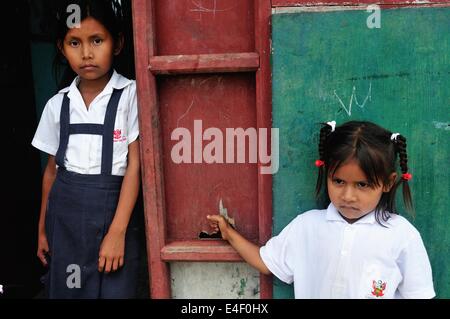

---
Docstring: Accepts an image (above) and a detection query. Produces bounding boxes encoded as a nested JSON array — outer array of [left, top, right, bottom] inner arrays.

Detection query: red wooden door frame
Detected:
[[132, 0, 272, 299], [132, 0, 170, 297]]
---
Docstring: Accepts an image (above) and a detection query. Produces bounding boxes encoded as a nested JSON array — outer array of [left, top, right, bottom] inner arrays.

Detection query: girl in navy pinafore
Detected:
[[32, 0, 140, 298]]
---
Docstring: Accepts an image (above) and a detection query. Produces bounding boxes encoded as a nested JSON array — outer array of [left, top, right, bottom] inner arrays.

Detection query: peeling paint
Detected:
[[170, 262, 259, 299], [238, 278, 248, 296]]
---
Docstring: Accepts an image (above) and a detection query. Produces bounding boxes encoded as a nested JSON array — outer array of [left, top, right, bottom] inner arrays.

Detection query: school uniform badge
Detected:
[[113, 129, 126, 142], [371, 280, 387, 297], [114, 129, 122, 140]]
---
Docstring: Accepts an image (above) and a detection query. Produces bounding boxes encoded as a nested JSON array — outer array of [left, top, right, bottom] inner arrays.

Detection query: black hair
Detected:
[[315, 121, 414, 225], [52, 0, 133, 89]]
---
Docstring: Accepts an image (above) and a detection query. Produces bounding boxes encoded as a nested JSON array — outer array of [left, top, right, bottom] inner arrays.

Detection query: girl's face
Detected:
[[327, 159, 396, 219], [60, 17, 122, 83]]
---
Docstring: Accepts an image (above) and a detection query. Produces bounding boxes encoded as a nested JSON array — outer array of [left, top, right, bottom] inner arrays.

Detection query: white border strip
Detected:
[[273, 5, 369, 14], [272, 2, 450, 14]]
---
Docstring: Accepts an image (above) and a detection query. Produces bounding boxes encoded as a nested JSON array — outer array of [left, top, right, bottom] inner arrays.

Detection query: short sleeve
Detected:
[[397, 231, 436, 298], [259, 217, 300, 284], [127, 82, 139, 144], [31, 99, 60, 155]]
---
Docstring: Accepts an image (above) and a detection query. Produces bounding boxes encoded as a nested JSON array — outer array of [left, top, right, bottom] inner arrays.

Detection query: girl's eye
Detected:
[[93, 38, 103, 45], [357, 182, 369, 188], [69, 40, 79, 47], [333, 178, 344, 185]]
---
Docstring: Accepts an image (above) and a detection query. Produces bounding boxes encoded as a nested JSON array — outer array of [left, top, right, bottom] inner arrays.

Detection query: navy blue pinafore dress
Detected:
[[44, 89, 140, 298]]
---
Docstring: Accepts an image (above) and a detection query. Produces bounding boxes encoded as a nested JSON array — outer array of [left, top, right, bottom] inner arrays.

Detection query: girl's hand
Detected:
[[98, 229, 126, 273], [37, 232, 50, 266], [207, 214, 271, 275], [206, 215, 232, 240]]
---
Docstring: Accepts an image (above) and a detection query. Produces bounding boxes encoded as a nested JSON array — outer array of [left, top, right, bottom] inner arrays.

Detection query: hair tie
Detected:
[[326, 121, 336, 132], [390, 133, 400, 141], [402, 173, 412, 181], [315, 160, 325, 167]]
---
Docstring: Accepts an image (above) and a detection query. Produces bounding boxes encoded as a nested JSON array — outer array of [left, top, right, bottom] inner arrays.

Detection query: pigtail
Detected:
[[315, 123, 334, 196], [394, 135, 415, 216]]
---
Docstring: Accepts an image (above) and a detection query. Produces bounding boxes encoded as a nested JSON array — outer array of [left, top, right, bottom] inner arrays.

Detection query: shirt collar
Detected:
[[59, 70, 132, 99], [326, 202, 376, 225]]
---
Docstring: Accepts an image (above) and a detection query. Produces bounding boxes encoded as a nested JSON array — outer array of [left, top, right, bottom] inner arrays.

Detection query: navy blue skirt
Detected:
[[44, 169, 140, 298]]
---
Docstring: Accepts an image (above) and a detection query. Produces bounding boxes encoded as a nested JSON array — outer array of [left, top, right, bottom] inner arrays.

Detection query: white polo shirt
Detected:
[[260, 203, 435, 299], [32, 70, 139, 176]]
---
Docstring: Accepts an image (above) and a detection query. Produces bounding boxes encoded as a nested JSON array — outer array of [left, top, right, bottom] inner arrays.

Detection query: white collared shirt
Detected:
[[260, 203, 435, 299], [32, 70, 139, 176]]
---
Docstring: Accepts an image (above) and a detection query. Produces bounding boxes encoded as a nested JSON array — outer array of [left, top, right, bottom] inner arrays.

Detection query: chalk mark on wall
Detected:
[[432, 121, 450, 131], [177, 99, 195, 128], [333, 82, 372, 116], [191, 0, 234, 18]]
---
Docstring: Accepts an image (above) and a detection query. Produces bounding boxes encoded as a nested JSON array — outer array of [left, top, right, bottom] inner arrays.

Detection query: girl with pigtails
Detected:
[[207, 121, 435, 299]]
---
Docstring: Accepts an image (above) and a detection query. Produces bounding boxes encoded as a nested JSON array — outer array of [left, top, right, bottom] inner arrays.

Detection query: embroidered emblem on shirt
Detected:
[[113, 129, 126, 142], [371, 280, 387, 297]]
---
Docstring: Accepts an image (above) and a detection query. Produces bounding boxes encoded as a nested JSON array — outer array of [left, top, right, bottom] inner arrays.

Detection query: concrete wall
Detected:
[[170, 262, 260, 299]]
